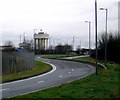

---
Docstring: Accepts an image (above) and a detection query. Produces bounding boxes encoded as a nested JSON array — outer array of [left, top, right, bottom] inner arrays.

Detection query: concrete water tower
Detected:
[[34, 29, 49, 50]]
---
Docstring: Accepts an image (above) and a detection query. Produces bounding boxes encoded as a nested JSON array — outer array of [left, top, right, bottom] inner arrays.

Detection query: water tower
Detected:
[[34, 29, 49, 50]]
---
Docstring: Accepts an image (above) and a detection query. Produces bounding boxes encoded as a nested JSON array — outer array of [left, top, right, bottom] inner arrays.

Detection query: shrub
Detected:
[[91, 33, 120, 63]]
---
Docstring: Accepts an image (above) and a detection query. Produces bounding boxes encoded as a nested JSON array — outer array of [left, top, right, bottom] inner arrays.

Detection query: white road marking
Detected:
[[3, 61, 96, 98], [37, 57, 40, 58], [69, 72, 71, 74], [37, 80, 44, 83], [0, 88, 9, 91], [59, 75, 63, 77], [72, 69, 74, 71], [2, 62, 56, 86]]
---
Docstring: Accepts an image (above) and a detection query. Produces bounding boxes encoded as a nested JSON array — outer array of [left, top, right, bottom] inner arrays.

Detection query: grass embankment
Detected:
[[2, 61, 52, 83], [9, 57, 119, 99], [73, 56, 104, 63], [42, 54, 78, 59]]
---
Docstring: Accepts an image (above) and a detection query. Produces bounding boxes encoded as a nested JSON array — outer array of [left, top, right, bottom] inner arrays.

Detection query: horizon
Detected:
[[0, 0, 119, 49]]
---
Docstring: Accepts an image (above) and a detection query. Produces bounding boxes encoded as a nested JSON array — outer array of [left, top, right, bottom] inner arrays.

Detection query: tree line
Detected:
[[91, 32, 120, 63]]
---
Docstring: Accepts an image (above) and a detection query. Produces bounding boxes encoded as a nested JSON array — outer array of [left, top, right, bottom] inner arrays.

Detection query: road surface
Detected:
[[1, 56, 95, 98]]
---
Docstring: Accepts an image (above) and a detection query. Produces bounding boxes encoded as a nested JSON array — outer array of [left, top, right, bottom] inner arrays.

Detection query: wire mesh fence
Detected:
[[2, 50, 34, 75]]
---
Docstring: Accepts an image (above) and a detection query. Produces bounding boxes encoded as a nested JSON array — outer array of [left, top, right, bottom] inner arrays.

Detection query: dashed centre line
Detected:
[[0, 88, 10, 91], [59, 75, 63, 77], [69, 72, 71, 74], [72, 69, 74, 71], [37, 80, 44, 83]]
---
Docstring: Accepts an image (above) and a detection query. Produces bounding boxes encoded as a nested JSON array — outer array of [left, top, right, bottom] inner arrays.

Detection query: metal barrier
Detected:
[[2, 50, 34, 75]]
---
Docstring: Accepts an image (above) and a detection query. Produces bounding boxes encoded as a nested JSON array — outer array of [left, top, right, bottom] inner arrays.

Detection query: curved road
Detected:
[[2, 56, 95, 98]]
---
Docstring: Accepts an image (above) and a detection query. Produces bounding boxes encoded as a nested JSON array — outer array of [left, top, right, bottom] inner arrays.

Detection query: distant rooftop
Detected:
[[38, 31, 44, 34]]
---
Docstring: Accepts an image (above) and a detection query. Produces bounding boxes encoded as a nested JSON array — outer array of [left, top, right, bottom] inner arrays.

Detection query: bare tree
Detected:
[[3, 40, 15, 52], [4, 40, 14, 47], [91, 32, 120, 63]]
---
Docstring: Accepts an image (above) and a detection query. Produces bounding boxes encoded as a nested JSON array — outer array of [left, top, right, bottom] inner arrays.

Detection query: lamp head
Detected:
[[100, 8, 105, 10]]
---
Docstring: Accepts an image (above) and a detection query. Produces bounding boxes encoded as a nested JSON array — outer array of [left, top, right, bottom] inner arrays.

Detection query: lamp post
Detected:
[[49, 37, 51, 55], [85, 21, 91, 62], [95, 0, 98, 75], [100, 7, 108, 67], [34, 29, 37, 51]]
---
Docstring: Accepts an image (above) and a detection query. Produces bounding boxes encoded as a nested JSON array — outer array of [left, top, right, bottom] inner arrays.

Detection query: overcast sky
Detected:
[[0, 0, 119, 49]]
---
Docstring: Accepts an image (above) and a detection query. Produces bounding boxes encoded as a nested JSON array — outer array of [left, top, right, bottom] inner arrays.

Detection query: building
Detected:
[[34, 30, 49, 50], [0, 45, 15, 51], [19, 42, 31, 49]]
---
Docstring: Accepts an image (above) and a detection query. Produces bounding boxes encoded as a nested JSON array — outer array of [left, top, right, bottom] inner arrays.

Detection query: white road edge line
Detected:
[[0, 88, 9, 91], [2, 61, 56, 86], [65, 64, 96, 84], [6, 63, 96, 99], [5, 62, 96, 99]]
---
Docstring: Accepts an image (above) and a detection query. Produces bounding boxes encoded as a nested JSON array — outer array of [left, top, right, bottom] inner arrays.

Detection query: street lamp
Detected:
[[95, 0, 98, 75], [100, 7, 108, 67], [34, 29, 37, 51], [85, 21, 91, 62]]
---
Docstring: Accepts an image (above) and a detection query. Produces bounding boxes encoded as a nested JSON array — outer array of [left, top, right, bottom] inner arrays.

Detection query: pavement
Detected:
[[1, 55, 95, 98]]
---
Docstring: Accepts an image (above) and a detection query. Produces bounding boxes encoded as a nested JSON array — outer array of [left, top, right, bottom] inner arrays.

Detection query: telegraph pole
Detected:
[[73, 36, 74, 50], [20, 34, 21, 43]]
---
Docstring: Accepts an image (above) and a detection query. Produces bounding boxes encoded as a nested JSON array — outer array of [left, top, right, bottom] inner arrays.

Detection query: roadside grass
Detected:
[[73, 56, 105, 64], [8, 58, 119, 99], [2, 61, 52, 83], [42, 54, 78, 59], [74, 56, 94, 61]]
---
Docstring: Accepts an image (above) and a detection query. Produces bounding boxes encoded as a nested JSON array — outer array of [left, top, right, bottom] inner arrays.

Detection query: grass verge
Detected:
[[73, 56, 105, 63], [42, 54, 78, 59], [2, 61, 52, 83], [6, 58, 119, 99]]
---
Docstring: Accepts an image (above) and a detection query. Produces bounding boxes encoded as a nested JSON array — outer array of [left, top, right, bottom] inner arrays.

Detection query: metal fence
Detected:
[[2, 50, 34, 75]]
